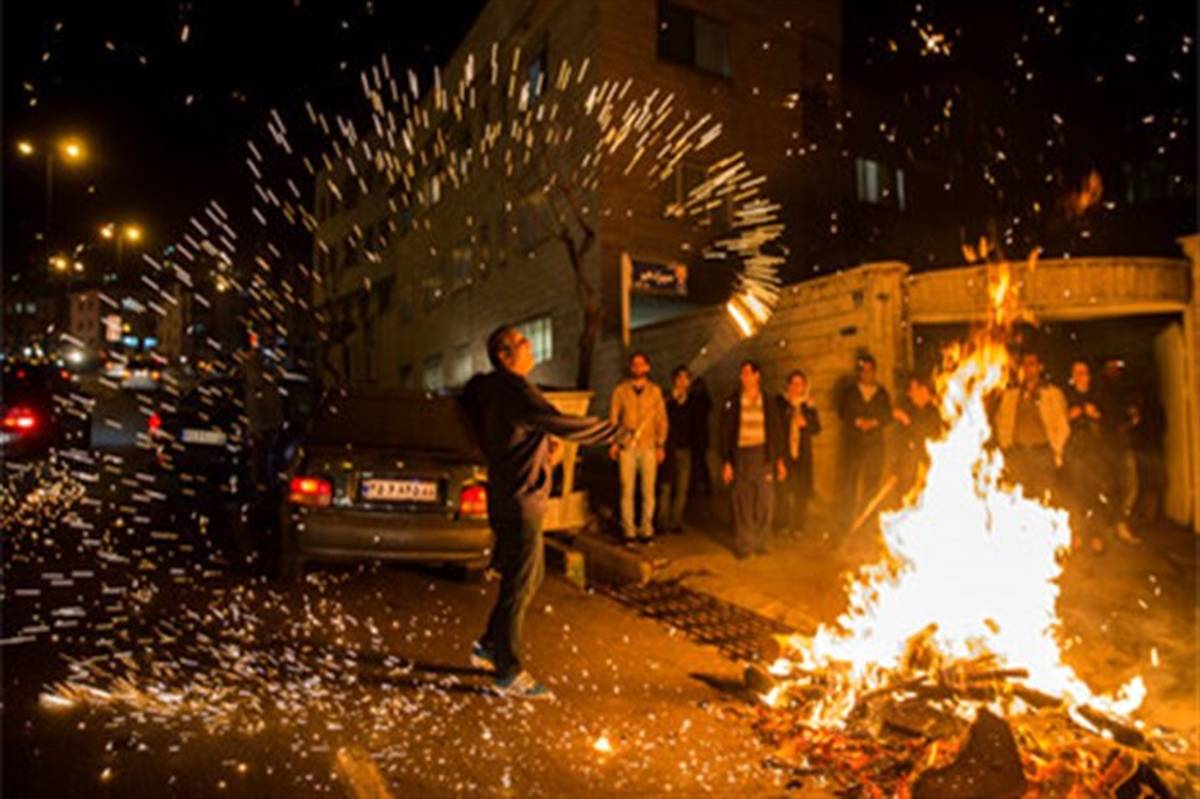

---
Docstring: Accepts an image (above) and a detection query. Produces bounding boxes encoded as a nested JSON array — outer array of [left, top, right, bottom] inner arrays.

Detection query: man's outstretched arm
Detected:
[[517, 384, 625, 447]]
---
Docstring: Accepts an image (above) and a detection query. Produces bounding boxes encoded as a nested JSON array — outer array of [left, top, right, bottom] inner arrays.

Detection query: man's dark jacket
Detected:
[[462, 370, 619, 519], [717, 391, 786, 466], [838, 384, 892, 450]]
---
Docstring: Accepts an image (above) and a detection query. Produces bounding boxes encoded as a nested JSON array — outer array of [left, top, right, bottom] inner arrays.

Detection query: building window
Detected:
[[657, 2, 731, 78], [526, 49, 548, 104], [855, 157, 907, 210], [451, 343, 473, 387], [423, 354, 445, 391], [517, 314, 554, 365]]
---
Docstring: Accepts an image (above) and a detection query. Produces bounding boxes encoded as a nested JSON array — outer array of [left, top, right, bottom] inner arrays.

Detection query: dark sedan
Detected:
[[0, 361, 85, 461], [280, 389, 493, 582]]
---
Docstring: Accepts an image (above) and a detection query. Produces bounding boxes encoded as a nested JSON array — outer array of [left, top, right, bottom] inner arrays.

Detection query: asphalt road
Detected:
[[1, 395, 786, 798]]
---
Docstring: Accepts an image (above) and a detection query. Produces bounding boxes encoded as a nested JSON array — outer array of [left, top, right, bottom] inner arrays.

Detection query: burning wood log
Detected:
[[911, 709, 1028, 799]]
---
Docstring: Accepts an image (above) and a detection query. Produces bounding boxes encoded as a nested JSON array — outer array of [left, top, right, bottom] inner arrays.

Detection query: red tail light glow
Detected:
[[458, 483, 488, 519], [147, 412, 162, 432], [2, 407, 38, 433], [288, 476, 332, 507]]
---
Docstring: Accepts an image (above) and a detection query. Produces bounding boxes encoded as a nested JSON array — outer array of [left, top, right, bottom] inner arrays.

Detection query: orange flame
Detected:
[[770, 256, 1144, 724], [1065, 170, 1103, 218]]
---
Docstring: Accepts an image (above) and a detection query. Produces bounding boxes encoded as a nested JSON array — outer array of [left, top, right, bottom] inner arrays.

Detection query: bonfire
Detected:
[[748, 258, 1192, 796]]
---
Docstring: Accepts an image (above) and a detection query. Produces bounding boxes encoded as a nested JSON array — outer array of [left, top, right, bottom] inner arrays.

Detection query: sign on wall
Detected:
[[630, 259, 688, 297]]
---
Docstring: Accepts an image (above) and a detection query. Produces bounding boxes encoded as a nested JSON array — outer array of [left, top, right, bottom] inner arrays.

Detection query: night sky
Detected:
[[3, 1, 1195, 286], [3, 0, 485, 280]]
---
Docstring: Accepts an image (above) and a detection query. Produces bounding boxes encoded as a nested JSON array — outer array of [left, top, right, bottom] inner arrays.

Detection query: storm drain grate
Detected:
[[594, 577, 793, 663]]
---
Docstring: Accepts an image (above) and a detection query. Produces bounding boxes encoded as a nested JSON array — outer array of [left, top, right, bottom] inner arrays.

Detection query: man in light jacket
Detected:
[[609, 352, 668, 544], [995, 351, 1070, 502]]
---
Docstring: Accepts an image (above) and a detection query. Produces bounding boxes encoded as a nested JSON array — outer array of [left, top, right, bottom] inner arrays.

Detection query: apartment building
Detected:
[[313, 0, 841, 392]]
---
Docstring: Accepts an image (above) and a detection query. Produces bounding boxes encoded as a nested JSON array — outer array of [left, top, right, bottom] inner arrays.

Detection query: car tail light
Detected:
[[2, 407, 38, 433], [147, 412, 162, 433], [458, 484, 488, 519], [288, 476, 332, 507]]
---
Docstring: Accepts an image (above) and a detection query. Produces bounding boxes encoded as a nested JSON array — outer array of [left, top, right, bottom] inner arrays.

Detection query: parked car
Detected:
[[0, 361, 83, 461], [120, 355, 166, 391], [150, 370, 317, 570], [279, 389, 492, 582], [150, 376, 245, 486]]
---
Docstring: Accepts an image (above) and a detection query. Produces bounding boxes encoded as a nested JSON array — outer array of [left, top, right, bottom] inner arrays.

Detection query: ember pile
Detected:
[[745, 634, 1193, 796], [738, 259, 1194, 796]]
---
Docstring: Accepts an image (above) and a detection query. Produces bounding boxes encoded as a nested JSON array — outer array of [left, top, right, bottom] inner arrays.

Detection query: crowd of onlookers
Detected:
[[604, 348, 1162, 558]]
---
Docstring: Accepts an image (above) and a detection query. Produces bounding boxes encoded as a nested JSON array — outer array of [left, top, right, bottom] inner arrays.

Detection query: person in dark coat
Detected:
[[776, 369, 821, 538], [1063, 359, 1113, 547], [461, 325, 625, 699], [656, 365, 696, 534], [688, 376, 713, 496], [837, 354, 892, 528], [891, 375, 943, 500], [719, 361, 787, 558]]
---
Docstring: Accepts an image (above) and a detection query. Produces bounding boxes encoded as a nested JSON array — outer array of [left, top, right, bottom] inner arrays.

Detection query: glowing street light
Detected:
[[98, 221, 147, 277], [14, 134, 91, 241], [58, 138, 86, 163], [48, 254, 69, 272]]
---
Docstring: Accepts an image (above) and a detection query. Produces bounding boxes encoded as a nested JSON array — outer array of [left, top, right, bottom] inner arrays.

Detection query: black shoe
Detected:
[[734, 549, 751, 561], [638, 533, 655, 545]]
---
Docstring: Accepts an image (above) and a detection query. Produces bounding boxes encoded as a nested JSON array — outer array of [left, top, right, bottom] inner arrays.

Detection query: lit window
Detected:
[[423, 354, 444, 391], [526, 49, 547, 102], [517, 314, 553, 365], [451, 343, 473, 386], [855, 157, 907, 211]]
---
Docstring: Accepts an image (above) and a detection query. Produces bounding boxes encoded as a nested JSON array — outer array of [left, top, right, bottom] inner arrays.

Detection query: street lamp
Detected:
[[14, 135, 89, 243], [99, 221, 146, 278]]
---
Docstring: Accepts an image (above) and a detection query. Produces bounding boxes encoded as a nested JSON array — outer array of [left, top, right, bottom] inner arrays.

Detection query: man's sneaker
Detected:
[[492, 670, 554, 700], [470, 642, 496, 672]]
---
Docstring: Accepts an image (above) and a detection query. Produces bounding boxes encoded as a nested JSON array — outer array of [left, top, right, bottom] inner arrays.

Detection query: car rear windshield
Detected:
[[308, 391, 481, 456]]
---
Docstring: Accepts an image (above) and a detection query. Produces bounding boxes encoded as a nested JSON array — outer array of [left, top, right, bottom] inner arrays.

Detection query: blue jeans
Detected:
[[619, 448, 657, 539]]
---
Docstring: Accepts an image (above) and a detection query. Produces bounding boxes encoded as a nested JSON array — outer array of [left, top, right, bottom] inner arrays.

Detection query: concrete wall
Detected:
[[1177, 234, 1200, 533], [908, 257, 1192, 323]]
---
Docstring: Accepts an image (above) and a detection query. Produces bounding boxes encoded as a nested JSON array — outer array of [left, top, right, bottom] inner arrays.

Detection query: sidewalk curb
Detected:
[[545, 532, 653, 588]]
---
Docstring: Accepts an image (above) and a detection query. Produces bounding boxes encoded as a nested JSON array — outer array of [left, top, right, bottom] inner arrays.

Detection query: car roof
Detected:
[[308, 388, 481, 456]]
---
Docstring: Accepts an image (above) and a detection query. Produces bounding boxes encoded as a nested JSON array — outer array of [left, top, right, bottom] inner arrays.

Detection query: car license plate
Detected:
[[360, 478, 438, 503], [181, 428, 228, 446]]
